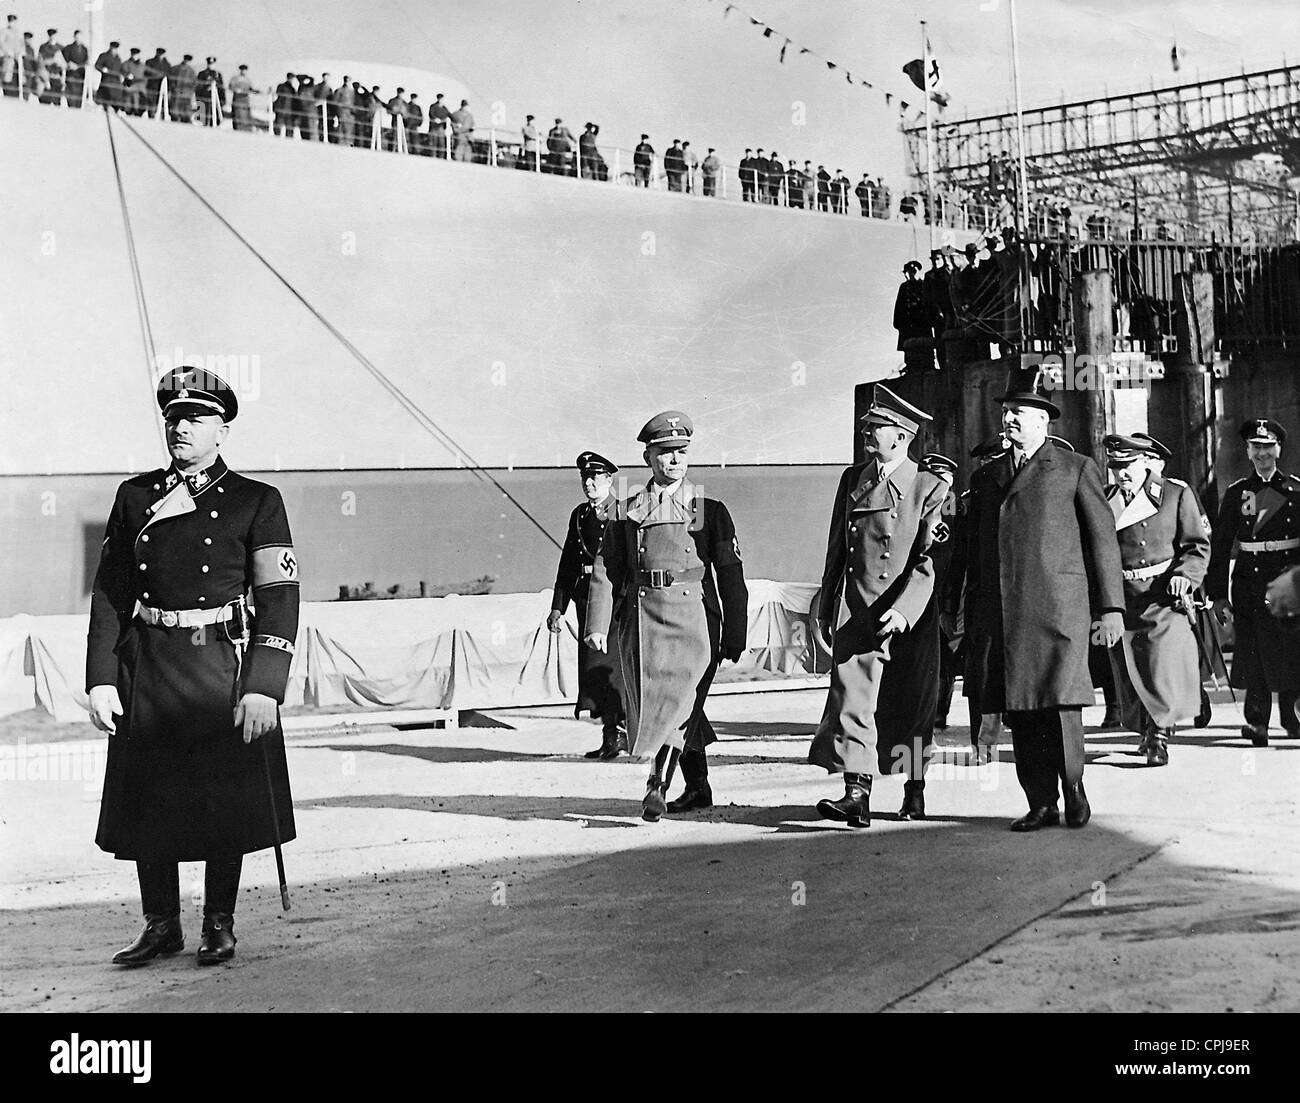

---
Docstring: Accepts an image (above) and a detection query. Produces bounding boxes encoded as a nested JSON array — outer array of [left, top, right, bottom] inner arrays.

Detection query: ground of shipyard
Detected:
[[1, 685, 1297, 1013]]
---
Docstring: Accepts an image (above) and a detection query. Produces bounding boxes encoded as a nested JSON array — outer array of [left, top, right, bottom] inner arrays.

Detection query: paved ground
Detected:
[[1, 688, 1297, 1012]]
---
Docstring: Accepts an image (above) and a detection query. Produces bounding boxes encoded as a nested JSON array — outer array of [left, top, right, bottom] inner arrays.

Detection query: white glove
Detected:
[[89, 684, 123, 734]]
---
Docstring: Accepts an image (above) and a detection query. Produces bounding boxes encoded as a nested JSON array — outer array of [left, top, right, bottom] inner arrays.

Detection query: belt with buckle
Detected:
[[1239, 538, 1300, 553], [636, 567, 705, 588], [136, 603, 231, 629], [1121, 558, 1173, 581]]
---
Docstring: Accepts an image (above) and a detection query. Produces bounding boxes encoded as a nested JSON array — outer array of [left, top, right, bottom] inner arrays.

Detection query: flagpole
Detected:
[[1007, 0, 1030, 236], [922, 20, 936, 250]]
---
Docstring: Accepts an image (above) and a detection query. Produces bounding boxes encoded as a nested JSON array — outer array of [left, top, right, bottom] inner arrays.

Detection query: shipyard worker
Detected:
[[92, 40, 124, 109], [633, 134, 654, 187], [521, 115, 539, 169], [855, 174, 874, 217], [701, 148, 721, 197], [37, 30, 64, 105], [1102, 433, 1210, 767], [834, 169, 851, 214], [62, 29, 89, 107], [585, 412, 748, 821], [120, 48, 146, 115], [960, 368, 1124, 831], [1207, 418, 1300, 746], [196, 56, 224, 125], [807, 387, 946, 826], [753, 149, 769, 201], [738, 148, 757, 201], [801, 161, 815, 208], [314, 73, 335, 140], [682, 141, 699, 193], [331, 76, 355, 146], [406, 94, 425, 153], [579, 122, 607, 180], [169, 54, 196, 123], [88, 366, 299, 967], [549, 452, 628, 760], [229, 65, 257, 131], [765, 151, 783, 204]]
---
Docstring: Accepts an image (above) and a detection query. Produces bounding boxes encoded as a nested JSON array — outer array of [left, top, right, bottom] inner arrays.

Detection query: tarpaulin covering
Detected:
[[1, 581, 821, 723]]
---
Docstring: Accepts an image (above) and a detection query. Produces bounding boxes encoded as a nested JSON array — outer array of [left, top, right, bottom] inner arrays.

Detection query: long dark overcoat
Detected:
[[87, 458, 299, 862], [962, 444, 1124, 712]]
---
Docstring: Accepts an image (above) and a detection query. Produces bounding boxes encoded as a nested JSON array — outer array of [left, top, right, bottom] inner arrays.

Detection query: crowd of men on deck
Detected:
[[3, 15, 911, 218]]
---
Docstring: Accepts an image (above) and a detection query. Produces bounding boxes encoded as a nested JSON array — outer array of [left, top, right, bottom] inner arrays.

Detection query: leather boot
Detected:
[[197, 912, 237, 965], [1241, 723, 1269, 747], [667, 748, 713, 813], [1100, 704, 1121, 729], [898, 779, 926, 821], [1146, 728, 1171, 767], [584, 727, 616, 759], [816, 772, 871, 827], [641, 773, 667, 822], [112, 914, 184, 966], [597, 721, 628, 761]]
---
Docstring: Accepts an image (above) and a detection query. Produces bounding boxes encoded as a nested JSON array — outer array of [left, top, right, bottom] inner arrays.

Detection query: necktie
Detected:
[[1121, 488, 1135, 506]]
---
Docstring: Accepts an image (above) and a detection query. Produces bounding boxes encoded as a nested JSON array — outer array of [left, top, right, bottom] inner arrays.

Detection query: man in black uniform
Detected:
[[633, 134, 655, 187], [87, 367, 299, 966], [586, 412, 748, 820], [272, 71, 297, 137], [739, 148, 757, 202], [893, 260, 934, 370], [1207, 418, 1300, 746], [196, 57, 224, 126], [548, 452, 627, 760]]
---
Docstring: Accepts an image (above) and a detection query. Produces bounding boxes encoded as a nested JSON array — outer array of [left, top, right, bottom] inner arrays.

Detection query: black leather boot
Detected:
[[1146, 728, 1171, 767], [597, 721, 628, 761], [667, 747, 713, 813], [584, 727, 616, 759], [112, 915, 184, 966], [816, 772, 871, 827], [197, 912, 237, 965], [1100, 704, 1121, 729], [898, 779, 926, 821]]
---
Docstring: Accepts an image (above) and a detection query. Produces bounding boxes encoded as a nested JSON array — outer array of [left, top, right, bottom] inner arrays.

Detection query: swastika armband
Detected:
[[253, 634, 295, 654], [252, 544, 299, 587]]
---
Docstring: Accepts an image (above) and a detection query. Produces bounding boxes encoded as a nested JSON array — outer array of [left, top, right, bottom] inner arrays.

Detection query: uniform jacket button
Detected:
[[210, 511, 219, 518], [879, 572, 889, 579], [139, 563, 147, 571], [882, 551, 891, 559], [198, 596, 206, 603], [141, 534, 149, 542], [201, 565, 210, 573], [217, 487, 224, 493], [204, 538, 212, 545], [142, 592, 150, 600], [890, 512, 898, 519], [848, 566, 855, 574], [1139, 540, 1146, 546]]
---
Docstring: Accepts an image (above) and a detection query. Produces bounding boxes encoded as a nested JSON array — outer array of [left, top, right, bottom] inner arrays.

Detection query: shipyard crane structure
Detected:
[[906, 65, 1300, 243]]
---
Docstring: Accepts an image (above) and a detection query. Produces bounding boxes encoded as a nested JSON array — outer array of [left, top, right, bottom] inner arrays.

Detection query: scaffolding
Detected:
[[906, 65, 1300, 243]]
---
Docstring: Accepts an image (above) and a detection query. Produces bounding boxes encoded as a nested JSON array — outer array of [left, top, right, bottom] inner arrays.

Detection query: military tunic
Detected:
[[1104, 474, 1210, 731], [87, 457, 299, 861], [550, 495, 625, 722], [1207, 469, 1300, 693], [808, 458, 948, 776], [586, 482, 747, 760]]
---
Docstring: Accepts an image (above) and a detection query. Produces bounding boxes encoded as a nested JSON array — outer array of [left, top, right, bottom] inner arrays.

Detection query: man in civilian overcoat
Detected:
[[808, 386, 948, 827], [548, 451, 627, 760], [87, 367, 299, 965], [1102, 433, 1210, 766], [585, 412, 748, 821], [960, 368, 1124, 831]]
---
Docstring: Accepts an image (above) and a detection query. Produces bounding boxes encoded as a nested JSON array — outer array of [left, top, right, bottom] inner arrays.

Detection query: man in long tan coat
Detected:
[[808, 385, 948, 827]]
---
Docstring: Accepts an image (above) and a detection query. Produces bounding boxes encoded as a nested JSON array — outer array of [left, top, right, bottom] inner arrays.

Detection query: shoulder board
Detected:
[[1226, 476, 1251, 491], [1165, 476, 1188, 488]]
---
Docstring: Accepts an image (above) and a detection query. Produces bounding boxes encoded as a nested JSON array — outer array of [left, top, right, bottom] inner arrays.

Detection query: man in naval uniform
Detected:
[[1101, 432, 1210, 766], [1207, 418, 1300, 746], [961, 368, 1124, 831], [87, 367, 299, 966], [548, 451, 628, 761], [585, 412, 748, 821], [808, 386, 948, 827]]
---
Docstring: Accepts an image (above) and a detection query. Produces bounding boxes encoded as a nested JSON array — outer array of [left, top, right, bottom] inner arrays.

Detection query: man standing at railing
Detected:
[[314, 73, 334, 140], [682, 141, 699, 194], [1207, 418, 1300, 747], [196, 57, 224, 126], [521, 115, 539, 169], [406, 94, 424, 154], [633, 134, 654, 186], [547, 118, 575, 175], [739, 149, 757, 201], [1102, 433, 1210, 767], [170, 55, 196, 123], [121, 48, 145, 116], [754, 149, 769, 202], [702, 148, 721, 197], [834, 170, 851, 214], [384, 87, 408, 151], [816, 166, 832, 212], [272, 72, 296, 137], [664, 138, 686, 192], [585, 412, 748, 822], [62, 29, 88, 108], [229, 65, 257, 132], [429, 93, 451, 157], [93, 40, 124, 110], [332, 77, 355, 146], [143, 47, 171, 118], [1, 14, 21, 98], [451, 98, 474, 161], [579, 122, 602, 179], [767, 151, 784, 204], [38, 30, 64, 106]]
